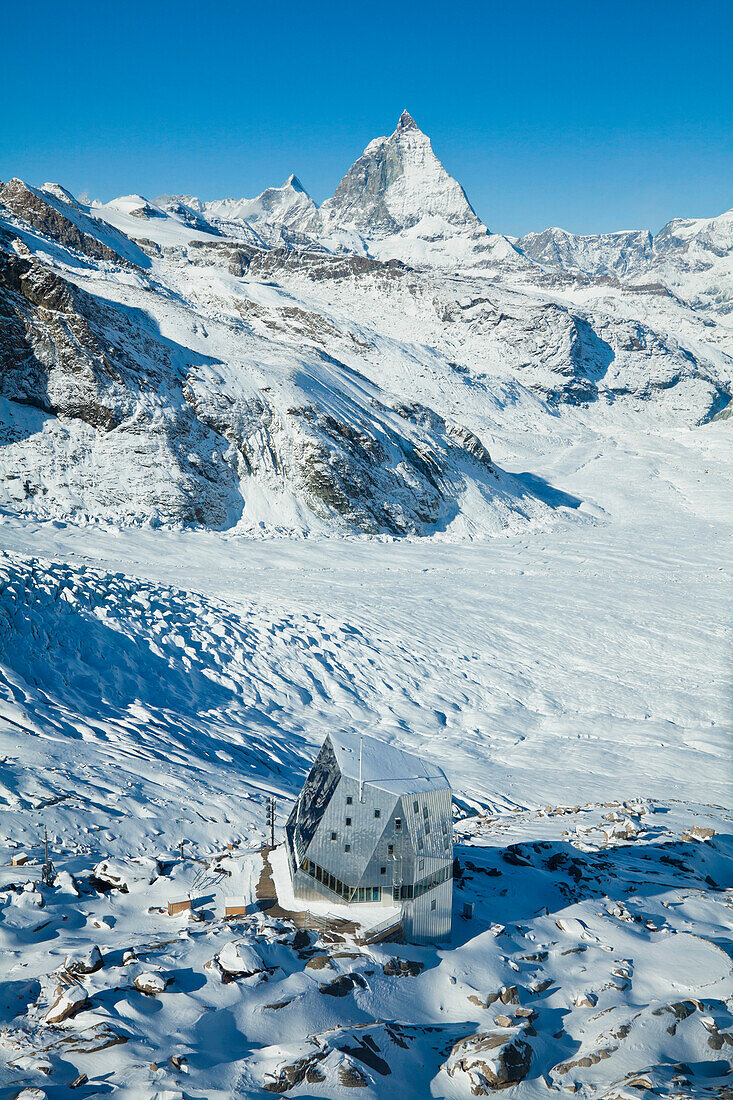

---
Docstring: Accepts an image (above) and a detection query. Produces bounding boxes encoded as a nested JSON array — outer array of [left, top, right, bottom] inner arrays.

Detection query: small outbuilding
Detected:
[[285, 731, 453, 943]]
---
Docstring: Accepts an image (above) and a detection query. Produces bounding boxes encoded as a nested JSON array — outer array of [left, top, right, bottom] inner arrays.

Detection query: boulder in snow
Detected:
[[92, 857, 158, 892], [64, 945, 103, 975], [44, 985, 88, 1024], [445, 1030, 532, 1092], [133, 971, 168, 996], [216, 941, 265, 981]]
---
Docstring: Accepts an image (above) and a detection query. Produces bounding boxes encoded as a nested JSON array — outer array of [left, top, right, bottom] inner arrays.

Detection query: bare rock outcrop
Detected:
[[444, 1029, 532, 1093]]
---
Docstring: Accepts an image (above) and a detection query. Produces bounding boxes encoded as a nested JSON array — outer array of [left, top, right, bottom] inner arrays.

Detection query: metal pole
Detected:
[[41, 825, 55, 887], [359, 737, 363, 802], [178, 807, 186, 861]]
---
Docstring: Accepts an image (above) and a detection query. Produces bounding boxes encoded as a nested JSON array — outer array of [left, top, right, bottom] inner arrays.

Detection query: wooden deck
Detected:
[[254, 846, 359, 941]]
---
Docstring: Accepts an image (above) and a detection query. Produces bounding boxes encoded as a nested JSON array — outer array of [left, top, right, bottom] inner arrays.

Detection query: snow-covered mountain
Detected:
[[515, 226, 655, 278], [1, 113, 732, 1100], [159, 175, 318, 247], [517, 207, 733, 315], [306, 110, 520, 268], [316, 110, 483, 237], [0, 178, 554, 534], [0, 114, 731, 534]]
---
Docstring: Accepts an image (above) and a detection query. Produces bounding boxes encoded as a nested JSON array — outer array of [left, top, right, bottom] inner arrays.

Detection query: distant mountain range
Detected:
[[0, 112, 730, 534]]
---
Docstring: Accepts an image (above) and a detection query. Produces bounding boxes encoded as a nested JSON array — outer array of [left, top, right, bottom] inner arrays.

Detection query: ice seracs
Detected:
[[285, 732, 453, 943]]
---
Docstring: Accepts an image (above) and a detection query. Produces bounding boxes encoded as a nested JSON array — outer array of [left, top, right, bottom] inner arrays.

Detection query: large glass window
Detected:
[[286, 739, 340, 858]]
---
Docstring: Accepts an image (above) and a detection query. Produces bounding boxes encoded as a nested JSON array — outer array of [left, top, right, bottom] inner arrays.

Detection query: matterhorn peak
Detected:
[[314, 111, 486, 242], [285, 174, 307, 194], [394, 109, 420, 134]]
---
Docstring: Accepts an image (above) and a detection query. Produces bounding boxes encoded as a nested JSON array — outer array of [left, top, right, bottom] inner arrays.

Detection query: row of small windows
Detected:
[[342, 809, 381, 826], [332, 829, 450, 853], [344, 796, 381, 814], [393, 861, 452, 901]]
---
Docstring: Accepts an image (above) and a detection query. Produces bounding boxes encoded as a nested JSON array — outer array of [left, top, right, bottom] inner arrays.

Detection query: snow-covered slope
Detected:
[[0, 178, 563, 535], [0, 412, 730, 1097]]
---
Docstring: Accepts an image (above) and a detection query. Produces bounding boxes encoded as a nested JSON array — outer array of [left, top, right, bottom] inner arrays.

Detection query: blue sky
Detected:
[[1, 0, 731, 236]]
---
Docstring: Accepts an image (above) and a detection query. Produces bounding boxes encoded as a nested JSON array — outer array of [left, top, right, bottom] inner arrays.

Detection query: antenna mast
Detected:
[[266, 796, 276, 848], [41, 825, 55, 887]]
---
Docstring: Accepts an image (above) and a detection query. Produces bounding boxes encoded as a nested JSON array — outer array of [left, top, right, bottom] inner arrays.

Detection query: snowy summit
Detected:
[[314, 109, 487, 245]]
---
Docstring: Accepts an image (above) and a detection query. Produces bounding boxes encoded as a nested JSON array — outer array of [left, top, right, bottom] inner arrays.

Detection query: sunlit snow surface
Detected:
[[0, 409, 731, 1097]]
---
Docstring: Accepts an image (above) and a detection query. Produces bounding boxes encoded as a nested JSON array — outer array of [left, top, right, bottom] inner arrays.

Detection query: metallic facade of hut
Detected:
[[285, 731, 453, 943]]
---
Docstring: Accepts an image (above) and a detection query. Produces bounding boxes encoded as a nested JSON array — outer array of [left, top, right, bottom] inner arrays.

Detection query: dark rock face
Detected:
[[337, 1060, 368, 1086], [263, 1050, 328, 1092], [382, 957, 425, 977], [0, 241, 240, 527], [0, 246, 127, 429], [319, 972, 367, 997], [246, 247, 407, 282], [187, 238, 257, 275], [0, 179, 131, 266]]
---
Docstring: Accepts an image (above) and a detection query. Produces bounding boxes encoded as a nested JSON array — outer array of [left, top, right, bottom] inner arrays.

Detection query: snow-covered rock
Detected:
[[517, 207, 733, 316], [64, 945, 103, 975], [133, 971, 168, 995], [444, 1029, 533, 1092], [43, 984, 88, 1024], [315, 110, 485, 239], [92, 858, 158, 892], [192, 175, 317, 243], [216, 941, 265, 978]]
